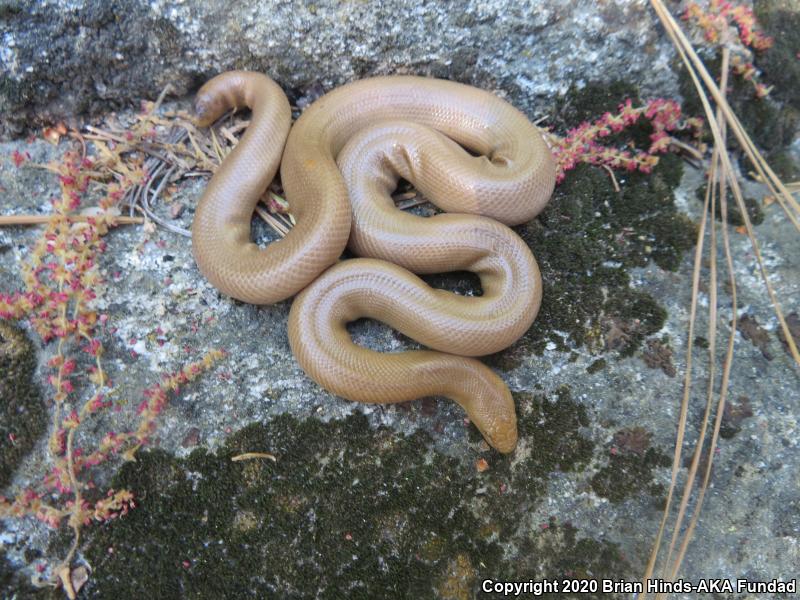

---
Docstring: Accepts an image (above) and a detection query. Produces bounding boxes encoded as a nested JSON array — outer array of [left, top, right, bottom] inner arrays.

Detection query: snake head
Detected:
[[466, 387, 518, 454], [193, 90, 227, 128], [454, 360, 519, 454], [478, 411, 518, 454]]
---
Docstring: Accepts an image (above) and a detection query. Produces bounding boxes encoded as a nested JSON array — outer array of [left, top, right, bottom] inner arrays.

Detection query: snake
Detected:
[[192, 71, 555, 453]]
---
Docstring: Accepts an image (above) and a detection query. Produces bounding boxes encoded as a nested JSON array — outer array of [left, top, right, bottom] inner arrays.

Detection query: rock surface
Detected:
[[0, 0, 799, 597], [1, 118, 798, 598], [1, 0, 678, 138]]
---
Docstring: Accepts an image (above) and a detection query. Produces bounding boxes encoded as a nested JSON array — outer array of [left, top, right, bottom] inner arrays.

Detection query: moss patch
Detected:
[[75, 388, 633, 599], [495, 518, 631, 599], [83, 414, 497, 599], [755, 0, 800, 112], [469, 387, 596, 537], [678, 26, 800, 182], [555, 81, 640, 131], [0, 321, 46, 489], [586, 358, 607, 374]]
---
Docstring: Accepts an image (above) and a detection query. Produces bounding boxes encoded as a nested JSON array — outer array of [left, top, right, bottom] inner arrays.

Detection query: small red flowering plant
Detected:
[[0, 114, 223, 597], [547, 1, 777, 187], [682, 0, 774, 98], [547, 97, 705, 184]]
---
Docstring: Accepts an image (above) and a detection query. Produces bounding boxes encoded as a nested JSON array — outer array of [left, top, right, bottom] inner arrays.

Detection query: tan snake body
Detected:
[[192, 71, 555, 453]]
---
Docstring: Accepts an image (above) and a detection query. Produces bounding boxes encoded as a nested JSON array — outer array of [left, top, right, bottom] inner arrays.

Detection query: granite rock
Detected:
[[1, 0, 677, 138]]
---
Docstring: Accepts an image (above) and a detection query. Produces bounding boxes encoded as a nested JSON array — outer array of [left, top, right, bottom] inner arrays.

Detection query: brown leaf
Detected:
[[721, 396, 754, 437], [602, 316, 640, 352]]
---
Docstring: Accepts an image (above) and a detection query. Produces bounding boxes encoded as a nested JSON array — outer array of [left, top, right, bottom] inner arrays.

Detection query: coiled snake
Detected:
[[192, 71, 555, 453]]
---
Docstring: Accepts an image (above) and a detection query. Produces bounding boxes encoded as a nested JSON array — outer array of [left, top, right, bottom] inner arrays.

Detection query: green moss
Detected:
[[734, 94, 800, 181], [521, 82, 690, 363], [556, 81, 641, 129], [0, 548, 39, 598], [730, 80, 798, 151], [677, 25, 800, 181], [760, 148, 800, 183], [0, 550, 12, 595], [0, 1, 23, 19], [80, 414, 491, 598], [0, 74, 35, 112], [497, 518, 632, 599], [471, 387, 596, 537], [0, 322, 47, 489], [78, 390, 616, 599], [755, 0, 800, 111]]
